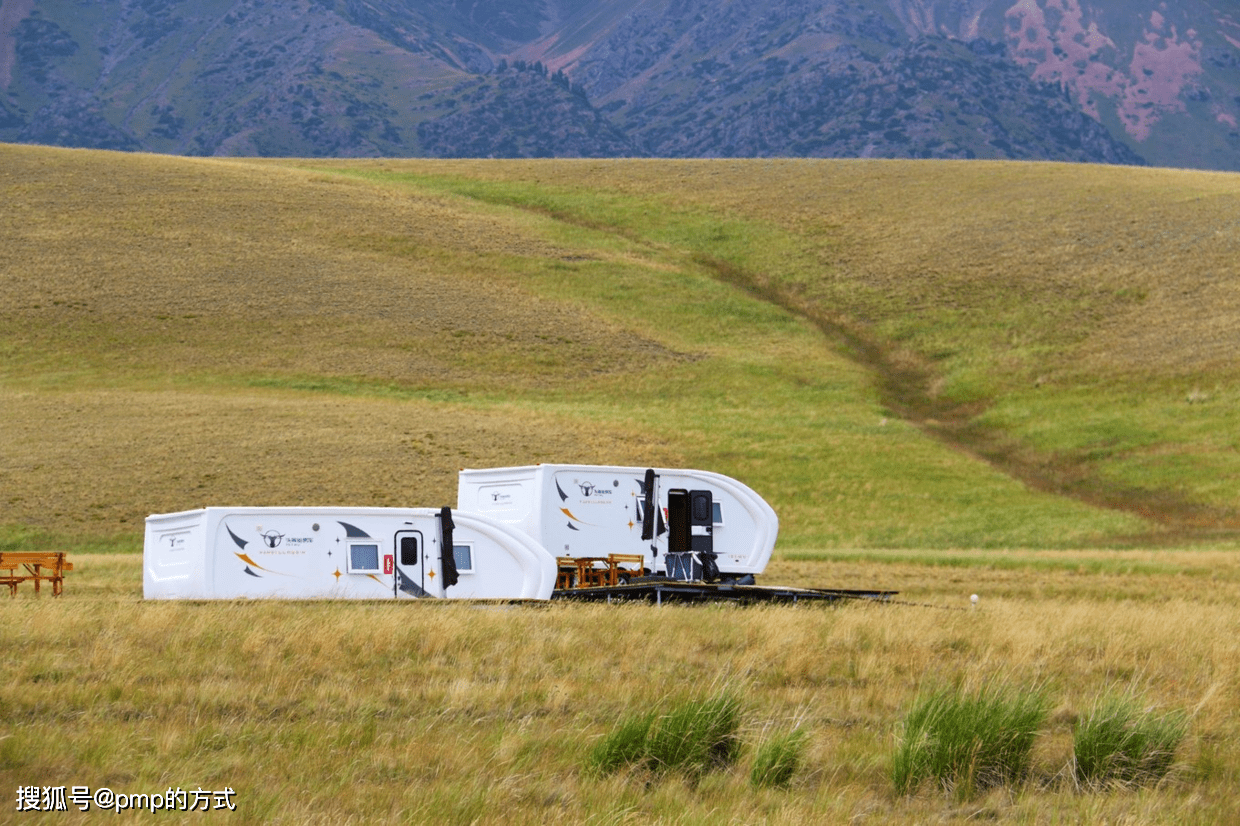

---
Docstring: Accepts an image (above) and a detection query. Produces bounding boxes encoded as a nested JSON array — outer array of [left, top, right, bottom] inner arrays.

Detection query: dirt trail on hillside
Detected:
[[701, 256, 1240, 542], [380, 177, 1240, 544]]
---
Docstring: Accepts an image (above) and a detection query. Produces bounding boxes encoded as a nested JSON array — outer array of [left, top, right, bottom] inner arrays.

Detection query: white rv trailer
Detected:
[[457, 464, 778, 582], [143, 507, 557, 600]]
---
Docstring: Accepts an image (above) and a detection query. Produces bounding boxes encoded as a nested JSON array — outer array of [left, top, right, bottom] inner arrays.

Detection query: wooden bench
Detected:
[[608, 554, 646, 584], [575, 557, 612, 588], [556, 557, 577, 590], [0, 552, 73, 597], [554, 554, 648, 589]]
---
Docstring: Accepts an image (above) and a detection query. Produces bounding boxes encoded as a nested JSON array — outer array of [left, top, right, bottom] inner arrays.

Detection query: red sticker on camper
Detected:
[[383, 554, 393, 575]]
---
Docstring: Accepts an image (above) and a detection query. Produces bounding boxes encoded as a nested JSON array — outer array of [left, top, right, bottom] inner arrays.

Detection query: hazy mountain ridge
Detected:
[[648, 36, 1146, 162], [416, 62, 637, 157], [0, 0, 1237, 167]]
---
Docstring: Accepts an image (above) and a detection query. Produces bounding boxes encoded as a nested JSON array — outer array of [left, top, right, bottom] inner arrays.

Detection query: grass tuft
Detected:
[[892, 680, 1049, 799], [750, 727, 808, 789], [1072, 690, 1188, 789], [587, 711, 655, 776], [644, 690, 743, 777], [589, 690, 743, 780]]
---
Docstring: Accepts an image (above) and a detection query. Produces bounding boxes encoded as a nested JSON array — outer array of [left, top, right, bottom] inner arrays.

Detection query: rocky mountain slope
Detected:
[[0, 1, 1236, 167]]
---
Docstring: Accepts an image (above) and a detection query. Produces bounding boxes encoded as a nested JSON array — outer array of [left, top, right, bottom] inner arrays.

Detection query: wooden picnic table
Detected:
[[555, 553, 647, 589], [0, 552, 73, 597]]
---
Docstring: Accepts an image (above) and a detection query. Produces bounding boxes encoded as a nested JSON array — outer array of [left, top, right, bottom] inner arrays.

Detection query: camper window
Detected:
[[400, 535, 418, 566], [452, 543, 474, 574], [348, 543, 381, 573], [713, 502, 724, 526]]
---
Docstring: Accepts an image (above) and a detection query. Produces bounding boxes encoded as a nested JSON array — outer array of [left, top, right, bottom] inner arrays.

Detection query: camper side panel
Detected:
[[209, 510, 397, 600], [655, 470, 777, 576], [144, 510, 210, 599], [145, 506, 556, 601], [540, 467, 651, 560], [460, 464, 777, 579], [529, 465, 777, 577], [447, 514, 557, 600], [456, 468, 540, 538]]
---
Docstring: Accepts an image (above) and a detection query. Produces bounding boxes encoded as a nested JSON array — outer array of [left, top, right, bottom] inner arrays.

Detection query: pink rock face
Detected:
[[1121, 13, 1203, 140], [1004, 0, 1205, 142]]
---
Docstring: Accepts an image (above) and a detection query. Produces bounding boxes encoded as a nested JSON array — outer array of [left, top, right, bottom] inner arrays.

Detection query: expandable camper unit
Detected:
[[144, 507, 557, 600], [457, 464, 778, 583]]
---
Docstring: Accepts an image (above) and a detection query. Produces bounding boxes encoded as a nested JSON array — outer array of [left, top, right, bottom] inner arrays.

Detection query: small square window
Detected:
[[348, 543, 380, 573], [400, 535, 418, 566], [712, 503, 724, 525], [452, 544, 474, 573]]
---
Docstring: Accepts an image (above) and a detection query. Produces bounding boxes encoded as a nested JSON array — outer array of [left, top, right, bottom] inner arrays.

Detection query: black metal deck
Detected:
[[551, 580, 897, 605]]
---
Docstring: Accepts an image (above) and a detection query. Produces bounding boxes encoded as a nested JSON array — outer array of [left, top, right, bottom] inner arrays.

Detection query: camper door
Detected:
[[393, 530, 431, 598], [665, 489, 715, 581]]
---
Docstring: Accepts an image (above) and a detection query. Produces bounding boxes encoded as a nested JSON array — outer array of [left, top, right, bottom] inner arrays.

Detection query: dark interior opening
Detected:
[[667, 489, 690, 554]]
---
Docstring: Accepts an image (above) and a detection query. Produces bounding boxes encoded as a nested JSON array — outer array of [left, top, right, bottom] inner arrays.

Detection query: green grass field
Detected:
[[2, 145, 1239, 822], [5, 148, 1239, 549]]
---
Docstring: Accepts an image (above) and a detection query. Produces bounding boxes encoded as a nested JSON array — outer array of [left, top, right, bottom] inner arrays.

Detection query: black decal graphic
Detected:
[[339, 521, 371, 538], [397, 568, 432, 598], [226, 525, 249, 550]]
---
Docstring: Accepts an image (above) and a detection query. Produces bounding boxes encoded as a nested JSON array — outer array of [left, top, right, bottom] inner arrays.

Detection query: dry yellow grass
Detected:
[[0, 146, 699, 537], [0, 387, 682, 534], [3, 555, 1238, 824], [0, 146, 682, 389]]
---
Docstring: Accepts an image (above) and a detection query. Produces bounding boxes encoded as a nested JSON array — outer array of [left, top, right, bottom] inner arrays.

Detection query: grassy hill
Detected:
[[2, 145, 1239, 552], [4, 145, 1240, 826]]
